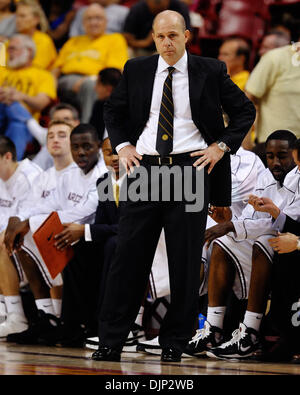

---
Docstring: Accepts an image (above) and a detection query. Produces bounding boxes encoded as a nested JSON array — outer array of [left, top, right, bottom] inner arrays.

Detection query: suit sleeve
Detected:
[[89, 202, 118, 241], [103, 61, 131, 152], [219, 62, 256, 154]]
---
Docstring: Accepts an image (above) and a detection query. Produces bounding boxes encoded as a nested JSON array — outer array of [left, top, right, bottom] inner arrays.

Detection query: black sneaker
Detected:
[[7, 310, 60, 345], [206, 323, 262, 361], [184, 321, 223, 356]]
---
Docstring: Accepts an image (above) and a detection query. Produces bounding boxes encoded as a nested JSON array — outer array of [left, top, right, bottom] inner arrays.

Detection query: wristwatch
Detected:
[[297, 237, 300, 251], [217, 141, 231, 153]]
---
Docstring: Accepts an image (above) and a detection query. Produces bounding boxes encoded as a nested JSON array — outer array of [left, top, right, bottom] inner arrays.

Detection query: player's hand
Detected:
[[204, 221, 234, 249], [209, 205, 232, 223], [269, 232, 299, 254], [248, 195, 280, 218], [118, 145, 142, 175], [191, 143, 225, 174], [54, 223, 85, 250], [4, 217, 30, 255]]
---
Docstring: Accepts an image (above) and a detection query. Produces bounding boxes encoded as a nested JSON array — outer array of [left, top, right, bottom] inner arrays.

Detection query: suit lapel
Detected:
[[188, 54, 208, 122]]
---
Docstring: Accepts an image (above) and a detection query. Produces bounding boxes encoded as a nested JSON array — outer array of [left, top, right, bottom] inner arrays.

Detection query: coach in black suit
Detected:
[[92, 10, 256, 362]]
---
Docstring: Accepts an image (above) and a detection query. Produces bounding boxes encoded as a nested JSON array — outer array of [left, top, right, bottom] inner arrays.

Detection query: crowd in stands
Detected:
[[0, 0, 300, 364]]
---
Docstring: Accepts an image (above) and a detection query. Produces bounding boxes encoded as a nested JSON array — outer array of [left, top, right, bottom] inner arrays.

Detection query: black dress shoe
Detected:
[[91, 346, 121, 362], [161, 347, 182, 362]]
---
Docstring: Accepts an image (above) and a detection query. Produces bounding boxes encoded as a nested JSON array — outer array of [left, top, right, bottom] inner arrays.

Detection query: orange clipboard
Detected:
[[33, 211, 74, 279]]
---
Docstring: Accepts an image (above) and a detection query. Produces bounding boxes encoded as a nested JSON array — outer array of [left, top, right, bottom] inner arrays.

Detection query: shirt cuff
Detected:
[[272, 212, 286, 232], [116, 142, 131, 153], [84, 224, 92, 241], [232, 220, 247, 241]]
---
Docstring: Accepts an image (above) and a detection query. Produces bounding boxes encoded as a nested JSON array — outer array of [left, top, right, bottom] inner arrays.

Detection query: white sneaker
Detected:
[[85, 336, 99, 350], [0, 313, 28, 340], [136, 336, 161, 355]]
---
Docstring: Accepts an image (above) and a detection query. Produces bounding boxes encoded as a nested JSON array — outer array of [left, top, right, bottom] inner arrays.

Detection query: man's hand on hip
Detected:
[[190, 142, 225, 174], [118, 144, 143, 175]]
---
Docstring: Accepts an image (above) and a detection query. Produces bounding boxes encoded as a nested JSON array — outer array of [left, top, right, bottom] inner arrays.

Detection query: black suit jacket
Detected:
[[89, 172, 119, 242], [104, 53, 256, 206]]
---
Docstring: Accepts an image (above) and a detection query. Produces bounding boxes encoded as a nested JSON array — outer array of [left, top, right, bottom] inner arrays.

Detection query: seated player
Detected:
[[185, 130, 297, 360]]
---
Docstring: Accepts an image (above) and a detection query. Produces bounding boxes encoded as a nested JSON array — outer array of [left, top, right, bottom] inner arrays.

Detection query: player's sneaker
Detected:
[[0, 313, 28, 340], [184, 321, 223, 356], [6, 310, 60, 345], [206, 323, 262, 361], [85, 324, 146, 352], [136, 336, 161, 355]]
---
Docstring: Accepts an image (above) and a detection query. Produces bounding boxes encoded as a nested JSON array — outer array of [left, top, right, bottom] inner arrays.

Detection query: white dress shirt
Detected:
[[116, 51, 207, 155]]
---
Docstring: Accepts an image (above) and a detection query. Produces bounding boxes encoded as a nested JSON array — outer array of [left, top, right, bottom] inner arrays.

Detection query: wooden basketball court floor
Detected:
[[1, 342, 300, 376]]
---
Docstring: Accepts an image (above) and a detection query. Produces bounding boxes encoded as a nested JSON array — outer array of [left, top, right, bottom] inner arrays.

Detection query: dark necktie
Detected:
[[156, 66, 175, 156]]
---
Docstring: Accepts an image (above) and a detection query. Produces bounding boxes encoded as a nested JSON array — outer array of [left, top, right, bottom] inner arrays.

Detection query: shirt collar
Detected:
[[157, 50, 187, 74]]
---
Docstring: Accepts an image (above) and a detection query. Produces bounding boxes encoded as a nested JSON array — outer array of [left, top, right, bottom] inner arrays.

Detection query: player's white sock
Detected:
[[5, 295, 26, 319], [135, 306, 144, 327], [0, 295, 7, 317], [207, 306, 226, 329], [243, 310, 263, 332], [52, 299, 62, 318], [35, 298, 56, 316]]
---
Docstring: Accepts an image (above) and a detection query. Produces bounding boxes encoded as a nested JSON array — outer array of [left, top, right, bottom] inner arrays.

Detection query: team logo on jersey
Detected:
[[0, 198, 14, 208], [68, 192, 83, 204]]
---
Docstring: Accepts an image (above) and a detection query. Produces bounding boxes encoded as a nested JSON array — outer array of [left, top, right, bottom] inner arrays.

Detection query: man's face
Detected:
[[265, 139, 295, 183], [83, 5, 107, 38], [259, 35, 277, 57], [7, 37, 30, 69], [218, 40, 241, 74], [16, 5, 39, 34], [52, 109, 79, 128], [70, 132, 100, 174], [102, 138, 119, 176], [47, 124, 72, 158], [95, 77, 112, 100], [152, 15, 189, 65]]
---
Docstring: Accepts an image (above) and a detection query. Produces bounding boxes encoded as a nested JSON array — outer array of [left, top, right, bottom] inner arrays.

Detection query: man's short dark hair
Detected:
[[0, 136, 17, 162], [266, 130, 297, 149], [224, 37, 251, 69], [49, 102, 80, 121], [291, 138, 300, 160], [70, 123, 99, 142], [98, 68, 122, 88]]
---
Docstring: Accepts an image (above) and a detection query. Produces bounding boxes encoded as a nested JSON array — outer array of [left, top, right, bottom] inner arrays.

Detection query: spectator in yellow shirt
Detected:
[[218, 37, 253, 150], [0, 34, 57, 160], [15, 0, 57, 70], [52, 3, 128, 122]]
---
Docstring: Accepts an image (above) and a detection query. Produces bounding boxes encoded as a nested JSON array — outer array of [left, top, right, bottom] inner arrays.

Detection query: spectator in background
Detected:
[[123, 0, 191, 58], [70, 0, 129, 37], [89, 67, 122, 141], [258, 30, 290, 58], [15, 0, 57, 70], [0, 34, 57, 160], [0, 0, 16, 40], [39, 0, 76, 50], [245, 39, 300, 144], [218, 37, 250, 91], [52, 3, 128, 123]]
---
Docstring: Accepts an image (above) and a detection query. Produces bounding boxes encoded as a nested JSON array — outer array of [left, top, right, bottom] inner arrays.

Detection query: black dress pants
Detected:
[[98, 160, 210, 352]]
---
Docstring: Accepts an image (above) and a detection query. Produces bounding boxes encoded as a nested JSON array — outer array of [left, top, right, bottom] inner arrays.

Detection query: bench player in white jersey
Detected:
[[0, 136, 42, 335], [4, 124, 107, 344], [185, 130, 297, 360], [136, 146, 265, 355]]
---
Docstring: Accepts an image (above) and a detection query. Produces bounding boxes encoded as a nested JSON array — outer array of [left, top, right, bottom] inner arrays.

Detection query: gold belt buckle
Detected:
[[158, 156, 173, 165]]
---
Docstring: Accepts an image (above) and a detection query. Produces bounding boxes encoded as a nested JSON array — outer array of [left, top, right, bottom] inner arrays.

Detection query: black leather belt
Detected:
[[142, 152, 197, 166]]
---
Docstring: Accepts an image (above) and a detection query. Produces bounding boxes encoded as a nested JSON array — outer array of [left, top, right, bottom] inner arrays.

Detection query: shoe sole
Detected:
[[206, 350, 256, 361]]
